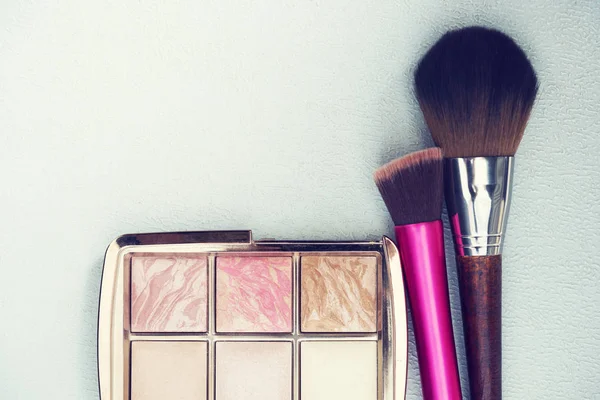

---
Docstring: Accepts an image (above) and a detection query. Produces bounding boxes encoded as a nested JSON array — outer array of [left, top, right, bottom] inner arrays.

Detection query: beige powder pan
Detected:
[[98, 231, 407, 400], [131, 341, 208, 400]]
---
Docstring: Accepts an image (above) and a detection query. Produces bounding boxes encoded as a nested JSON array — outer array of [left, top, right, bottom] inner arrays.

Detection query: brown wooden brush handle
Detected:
[[456, 255, 502, 400]]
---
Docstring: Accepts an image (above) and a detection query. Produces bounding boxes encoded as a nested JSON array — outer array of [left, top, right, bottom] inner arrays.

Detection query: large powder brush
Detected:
[[415, 26, 538, 400]]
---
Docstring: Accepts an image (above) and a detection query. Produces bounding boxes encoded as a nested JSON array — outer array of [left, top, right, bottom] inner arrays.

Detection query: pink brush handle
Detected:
[[395, 220, 462, 400]]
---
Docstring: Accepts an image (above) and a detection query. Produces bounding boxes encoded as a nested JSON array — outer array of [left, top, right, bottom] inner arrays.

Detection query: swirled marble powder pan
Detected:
[[98, 231, 407, 400]]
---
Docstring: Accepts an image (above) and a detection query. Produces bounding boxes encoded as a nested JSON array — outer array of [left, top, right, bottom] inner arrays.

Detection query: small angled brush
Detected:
[[415, 26, 539, 400], [375, 148, 462, 400]]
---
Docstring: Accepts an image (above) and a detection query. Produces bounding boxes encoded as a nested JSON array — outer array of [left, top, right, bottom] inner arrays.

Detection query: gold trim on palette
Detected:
[[98, 231, 407, 400]]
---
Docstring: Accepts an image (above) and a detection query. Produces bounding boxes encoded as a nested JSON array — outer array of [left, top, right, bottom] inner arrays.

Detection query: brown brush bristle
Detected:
[[414, 26, 539, 158], [374, 148, 444, 226]]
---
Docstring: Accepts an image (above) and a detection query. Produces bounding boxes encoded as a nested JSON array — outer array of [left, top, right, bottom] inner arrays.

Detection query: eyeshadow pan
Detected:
[[131, 341, 207, 400], [301, 256, 377, 332], [216, 341, 292, 400], [301, 341, 377, 400], [217, 257, 292, 332], [131, 256, 208, 332]]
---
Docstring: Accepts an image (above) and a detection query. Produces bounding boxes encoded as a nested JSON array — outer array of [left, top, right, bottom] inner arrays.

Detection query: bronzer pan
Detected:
[[98, 230, 408, 400]]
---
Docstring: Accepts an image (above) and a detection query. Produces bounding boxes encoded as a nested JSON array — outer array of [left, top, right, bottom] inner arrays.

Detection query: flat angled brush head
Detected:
[[414, 26, 538, 157], [374, 148, 444, 226]]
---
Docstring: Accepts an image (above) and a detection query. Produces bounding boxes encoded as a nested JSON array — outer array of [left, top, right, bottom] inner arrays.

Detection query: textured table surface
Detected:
[[1, 0, 599, 398]]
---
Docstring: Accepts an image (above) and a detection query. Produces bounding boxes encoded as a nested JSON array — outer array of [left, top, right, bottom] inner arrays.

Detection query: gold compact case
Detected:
[[98, 230, 407, 400]]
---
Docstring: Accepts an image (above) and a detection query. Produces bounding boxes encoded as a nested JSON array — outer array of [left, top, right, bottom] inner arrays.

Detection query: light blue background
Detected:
[[1, 1, 599, 398]]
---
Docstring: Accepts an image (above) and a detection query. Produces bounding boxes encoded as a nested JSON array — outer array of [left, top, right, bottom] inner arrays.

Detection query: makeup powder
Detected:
[[301, 256, 377, 332], [216, 341, 292, 400], [131, 341, 208, 400], [131, 256, 208, 333], [99, 231, 407, 400], [217, 256, 292, 333], [301, 341, 378, 400]]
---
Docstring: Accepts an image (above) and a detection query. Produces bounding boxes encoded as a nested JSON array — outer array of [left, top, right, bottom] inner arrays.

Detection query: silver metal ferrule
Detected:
[[445, 156, 514, 256]]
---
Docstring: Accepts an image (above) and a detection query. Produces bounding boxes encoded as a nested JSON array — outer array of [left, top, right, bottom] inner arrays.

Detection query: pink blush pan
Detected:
[[216, 256, 292, 333]]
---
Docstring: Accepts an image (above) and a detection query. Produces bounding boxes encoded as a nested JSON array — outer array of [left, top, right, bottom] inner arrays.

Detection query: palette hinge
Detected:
[[115, 230, 253, 246]]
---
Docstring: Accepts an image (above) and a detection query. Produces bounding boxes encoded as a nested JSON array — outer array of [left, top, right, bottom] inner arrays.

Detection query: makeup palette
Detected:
[[98, 231, 407, 400]]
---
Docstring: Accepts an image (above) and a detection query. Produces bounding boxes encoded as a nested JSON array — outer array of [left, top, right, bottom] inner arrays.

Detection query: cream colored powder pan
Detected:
[[98, 230, 407, 399]]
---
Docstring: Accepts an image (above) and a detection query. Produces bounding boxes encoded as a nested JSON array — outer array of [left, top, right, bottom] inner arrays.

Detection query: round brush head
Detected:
[[374, 148, 444, 226], [414, 26, 539, 158]]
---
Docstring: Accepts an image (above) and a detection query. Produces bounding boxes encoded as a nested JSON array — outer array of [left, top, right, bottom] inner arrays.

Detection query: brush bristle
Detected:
[[414, 26, 539, 157], [374, 148, 444, 226]]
